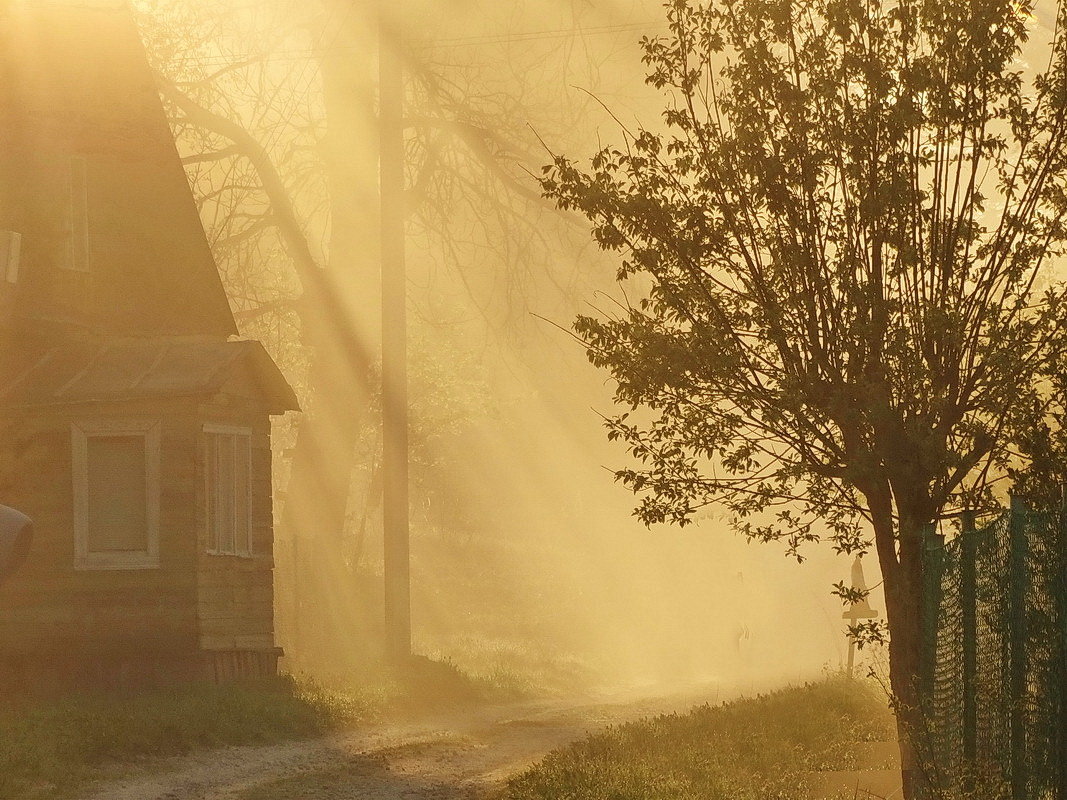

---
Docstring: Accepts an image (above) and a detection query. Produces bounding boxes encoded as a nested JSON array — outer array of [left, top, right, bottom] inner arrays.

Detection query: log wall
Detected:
[[0, 396, 281, 688], [195, 403, 277, 667]]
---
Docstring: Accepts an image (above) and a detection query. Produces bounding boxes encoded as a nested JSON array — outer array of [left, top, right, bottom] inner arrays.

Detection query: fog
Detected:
[[140, 0, 869, 693]]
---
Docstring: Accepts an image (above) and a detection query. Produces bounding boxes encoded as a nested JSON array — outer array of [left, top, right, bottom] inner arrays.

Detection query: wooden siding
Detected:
[[200, 648, 281, 683], [0, 400, 202, 661], [195, 406, 277, 656], [0, 390, 283, 687], [0, 3, 239, 339]]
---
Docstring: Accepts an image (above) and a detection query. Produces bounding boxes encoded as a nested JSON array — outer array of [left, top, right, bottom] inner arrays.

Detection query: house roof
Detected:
[[0, 0, 238, 338], [0, 338, 300, 414]]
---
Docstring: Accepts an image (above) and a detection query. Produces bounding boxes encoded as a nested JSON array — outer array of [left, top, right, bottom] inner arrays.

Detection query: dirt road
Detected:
[[78, 683, 725, 800]]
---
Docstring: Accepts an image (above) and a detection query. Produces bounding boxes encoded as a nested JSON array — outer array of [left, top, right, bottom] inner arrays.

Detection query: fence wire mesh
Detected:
[[919, 503, 1067, 800]]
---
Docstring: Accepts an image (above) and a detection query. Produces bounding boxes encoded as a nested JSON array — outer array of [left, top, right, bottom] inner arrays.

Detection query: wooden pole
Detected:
[[845, 618, 857, 679], [843, 556, 878, 679], [379, 11, 410, 664]]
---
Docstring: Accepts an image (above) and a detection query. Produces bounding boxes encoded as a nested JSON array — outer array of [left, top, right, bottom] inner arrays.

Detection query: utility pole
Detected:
[[379, 10, 411, 664], [843, 555, 878, 678]]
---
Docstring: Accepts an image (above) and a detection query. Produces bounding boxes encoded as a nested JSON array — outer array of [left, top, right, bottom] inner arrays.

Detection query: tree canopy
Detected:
[[545, 0, 1067, 554], [543, 0, 1067, 785]]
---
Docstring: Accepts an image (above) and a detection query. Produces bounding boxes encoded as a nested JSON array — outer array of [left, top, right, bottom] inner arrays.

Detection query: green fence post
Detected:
[[1058, 488, 1067, 800], [1009, 496, 1029, 800], [961, 510, 978, 793], [920, 525, 945, 704]]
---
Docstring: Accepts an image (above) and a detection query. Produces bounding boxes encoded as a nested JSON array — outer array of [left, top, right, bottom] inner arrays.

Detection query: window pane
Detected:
[[205, 430, 252, 556], [217, 434, 235, 553], [235, 439, 250, 554], [205, 434, 217, 551], [87, 435, 147, 552]]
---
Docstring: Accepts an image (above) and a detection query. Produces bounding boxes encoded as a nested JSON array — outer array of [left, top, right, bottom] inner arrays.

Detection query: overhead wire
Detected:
[[173, 19, 667, 69], [255, 0, 358, 158]]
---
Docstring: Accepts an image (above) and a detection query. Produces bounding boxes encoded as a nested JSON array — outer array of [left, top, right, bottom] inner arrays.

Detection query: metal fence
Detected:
[[918, 499, 1067, 799]]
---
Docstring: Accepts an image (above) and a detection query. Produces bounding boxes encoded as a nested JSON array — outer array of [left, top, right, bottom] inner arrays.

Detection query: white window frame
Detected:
[[203, 424, 254, 557], [72, 420, 161, 570]]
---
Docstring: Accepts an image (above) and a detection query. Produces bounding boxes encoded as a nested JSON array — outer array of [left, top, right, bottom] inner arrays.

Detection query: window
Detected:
[[204, 425, 252, 556], [72, 421, 160, 570], [67, 156, 89, 273]]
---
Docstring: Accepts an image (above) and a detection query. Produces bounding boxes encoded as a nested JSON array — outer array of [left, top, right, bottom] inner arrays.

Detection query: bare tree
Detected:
[[136, 0, 615, 668]]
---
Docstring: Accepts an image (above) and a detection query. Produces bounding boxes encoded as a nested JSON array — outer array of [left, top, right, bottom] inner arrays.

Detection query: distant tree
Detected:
[[542, 0, 1067, 794], [136, 0, 611, 668]]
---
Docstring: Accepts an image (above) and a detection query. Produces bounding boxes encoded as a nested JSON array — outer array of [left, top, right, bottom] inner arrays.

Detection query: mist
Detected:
[[11, 4, 1067, 799], [126, 0, 869, 693], [0, 0, 871, 699]]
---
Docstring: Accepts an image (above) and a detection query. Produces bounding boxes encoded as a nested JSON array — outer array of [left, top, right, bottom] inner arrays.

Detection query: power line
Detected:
[[256, 0, 357, 157], [430, 20, 666, 47], [173, 19, 667, 69]]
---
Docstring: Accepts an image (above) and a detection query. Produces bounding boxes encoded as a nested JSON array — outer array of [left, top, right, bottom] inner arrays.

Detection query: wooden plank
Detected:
[[199, 634, 237, 650], [232, 634, 274, 650], [197, 599, 272, 623]]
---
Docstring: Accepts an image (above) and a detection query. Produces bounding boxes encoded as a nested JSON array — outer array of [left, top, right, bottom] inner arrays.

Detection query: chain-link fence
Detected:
[[918, 500, 1067, 799]]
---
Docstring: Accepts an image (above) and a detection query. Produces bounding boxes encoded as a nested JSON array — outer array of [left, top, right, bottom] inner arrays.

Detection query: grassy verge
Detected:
[[0, 659, 496, 800], [415, 632, 603, 700], [501, 676, 895, 800]]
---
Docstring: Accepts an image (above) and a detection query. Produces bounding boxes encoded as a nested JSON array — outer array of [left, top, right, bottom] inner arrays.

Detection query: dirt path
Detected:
[[78, 683, 725, 800]]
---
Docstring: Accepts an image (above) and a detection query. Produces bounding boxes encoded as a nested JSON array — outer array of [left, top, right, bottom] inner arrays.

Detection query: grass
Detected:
[[0, 666, 457, 800], [500, 676, 895, 800], [415, 636, 599, 699], [0, 669, 894, 800]]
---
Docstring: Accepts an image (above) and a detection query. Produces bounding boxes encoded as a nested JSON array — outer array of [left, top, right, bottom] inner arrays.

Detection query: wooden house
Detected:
[[0, 0, 299, 687]]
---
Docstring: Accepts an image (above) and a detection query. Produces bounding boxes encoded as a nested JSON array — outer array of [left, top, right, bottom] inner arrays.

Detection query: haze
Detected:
[[134, 0, 865, 694]]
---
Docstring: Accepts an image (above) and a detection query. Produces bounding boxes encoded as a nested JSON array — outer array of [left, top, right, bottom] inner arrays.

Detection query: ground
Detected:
[[75, 683, 725, 800], [73, 679, 902, 800]]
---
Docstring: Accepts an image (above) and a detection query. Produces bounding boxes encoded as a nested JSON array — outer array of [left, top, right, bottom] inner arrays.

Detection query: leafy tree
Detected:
[[542, 0, 1067, 793]]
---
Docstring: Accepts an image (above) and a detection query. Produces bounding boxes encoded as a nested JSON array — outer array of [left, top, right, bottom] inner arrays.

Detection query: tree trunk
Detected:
[[280, 315, 371, 667], [885, 536, 927, 800], [276, 5, 381, 669], [867, 481, 931, 800]]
